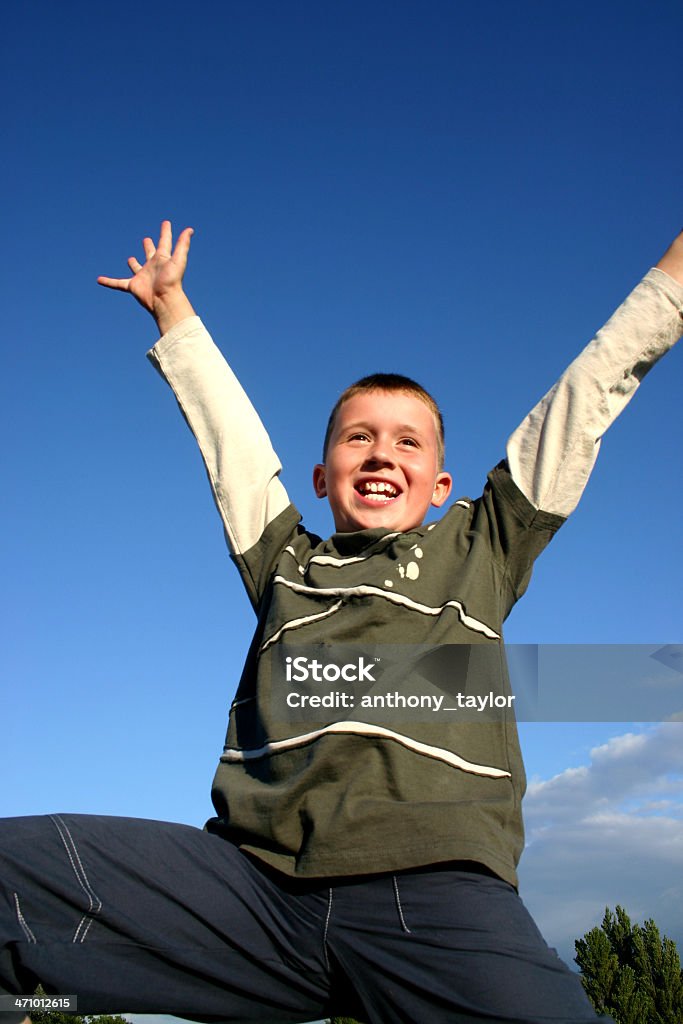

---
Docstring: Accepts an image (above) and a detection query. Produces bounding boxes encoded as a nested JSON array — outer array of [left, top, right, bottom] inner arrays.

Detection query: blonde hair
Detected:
[[322, 373, 445, 468]]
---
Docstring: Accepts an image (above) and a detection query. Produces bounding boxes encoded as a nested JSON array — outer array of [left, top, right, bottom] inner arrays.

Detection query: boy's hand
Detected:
[[656, 229, 683, 285], [98, 220, 196, 335]]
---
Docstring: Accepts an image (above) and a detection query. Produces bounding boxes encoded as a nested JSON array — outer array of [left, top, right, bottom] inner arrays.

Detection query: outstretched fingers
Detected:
[[172, 226, 194, 264], [156, 219, 173, 258], [97, 274, 132, 292], [97, 220, 194, 306], [97, 253, 143, 291]]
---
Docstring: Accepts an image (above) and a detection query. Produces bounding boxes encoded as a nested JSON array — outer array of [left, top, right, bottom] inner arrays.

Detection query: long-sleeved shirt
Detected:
[[148, 267, 683, 884]]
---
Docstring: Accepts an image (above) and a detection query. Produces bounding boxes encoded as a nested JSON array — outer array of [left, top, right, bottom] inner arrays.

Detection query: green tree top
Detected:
[[575, 905, 683, 1024]]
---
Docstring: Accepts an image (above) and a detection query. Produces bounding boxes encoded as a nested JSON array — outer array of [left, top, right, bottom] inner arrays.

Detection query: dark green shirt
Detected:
[[208, 463, 563, 885], [148, 267, 683, 884]]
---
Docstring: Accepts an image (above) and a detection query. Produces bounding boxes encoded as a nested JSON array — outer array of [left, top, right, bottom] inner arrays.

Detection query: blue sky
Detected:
[[2, 0, 682, 990]]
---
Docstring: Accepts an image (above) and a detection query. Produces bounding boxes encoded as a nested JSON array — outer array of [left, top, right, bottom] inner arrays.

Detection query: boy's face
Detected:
[[313, 389, 452, 533]]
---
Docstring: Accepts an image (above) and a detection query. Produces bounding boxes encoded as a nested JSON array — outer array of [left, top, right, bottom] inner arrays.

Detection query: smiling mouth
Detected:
[[355, 480, 401, 502]]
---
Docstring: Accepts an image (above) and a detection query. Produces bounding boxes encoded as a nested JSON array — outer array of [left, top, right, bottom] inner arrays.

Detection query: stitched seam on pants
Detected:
[[392, 876, 412, 934], [322, 888, 334, 972], [49, 814, 103, 943], [13, 893, 37, 943]]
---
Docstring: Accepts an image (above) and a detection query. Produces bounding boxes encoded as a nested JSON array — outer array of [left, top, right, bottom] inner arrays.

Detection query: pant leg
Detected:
[[325, 867, 612, 1024], [0, 814, 332, 1023]]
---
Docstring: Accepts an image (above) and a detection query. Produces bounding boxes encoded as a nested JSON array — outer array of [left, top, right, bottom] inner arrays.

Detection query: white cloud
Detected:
[[518, 723, 683, 968]]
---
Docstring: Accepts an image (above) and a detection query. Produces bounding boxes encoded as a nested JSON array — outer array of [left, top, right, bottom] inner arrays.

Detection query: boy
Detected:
[[1, 222, 682, 1024]]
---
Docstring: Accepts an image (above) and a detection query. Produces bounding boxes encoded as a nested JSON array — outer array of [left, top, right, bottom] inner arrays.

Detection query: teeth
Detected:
[[358, 481, 398, 498]]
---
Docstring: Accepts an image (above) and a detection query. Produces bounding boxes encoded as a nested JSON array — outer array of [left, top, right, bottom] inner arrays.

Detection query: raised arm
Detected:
[[507, 231, 683, 517], [99, 222, 291, 572]]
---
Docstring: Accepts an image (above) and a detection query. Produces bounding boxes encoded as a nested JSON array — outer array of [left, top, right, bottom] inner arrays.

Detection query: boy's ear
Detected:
[[431, 471, 453, 508], [313, 464, 327, 498]]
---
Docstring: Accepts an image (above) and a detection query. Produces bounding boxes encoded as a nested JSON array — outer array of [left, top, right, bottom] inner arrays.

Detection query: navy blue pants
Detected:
[[0, 815, 608, 1024]]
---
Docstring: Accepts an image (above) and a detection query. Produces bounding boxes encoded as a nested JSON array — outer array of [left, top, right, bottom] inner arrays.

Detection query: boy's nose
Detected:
[[364, 442, 395, 466]]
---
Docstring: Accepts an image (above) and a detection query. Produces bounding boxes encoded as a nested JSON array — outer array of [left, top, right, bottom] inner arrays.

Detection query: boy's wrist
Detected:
[[153, 289, 196, 336], [655, 231, 683, 286]]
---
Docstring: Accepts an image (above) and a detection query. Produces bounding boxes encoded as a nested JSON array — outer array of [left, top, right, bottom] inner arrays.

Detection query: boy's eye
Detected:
[[400, 437, 418, 447], [349, 432, 370, 442]]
